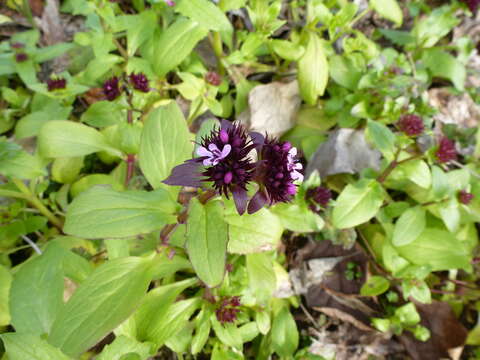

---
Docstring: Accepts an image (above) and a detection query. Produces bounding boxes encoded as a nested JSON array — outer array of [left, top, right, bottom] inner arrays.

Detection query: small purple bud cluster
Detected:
[[47, 77, 67, 91], [205, 71, 222, 86], [103, 73, 150, 101], [15, 53, 28, 63], [164, 122, 304, 215], [435, 137, 457, 163], [397, 114, 424, 136], [462, 0, 479, 13], [306, 186, 332, 212], [165, 0, 175, 5], [129, 73, 150, 92], [215, 296, 241, 324], [459, 190, 474, 205], [10, 42, 28, 63]]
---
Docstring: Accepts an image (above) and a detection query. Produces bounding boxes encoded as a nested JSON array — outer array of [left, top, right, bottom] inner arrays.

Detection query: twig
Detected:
[[299, 301, 321, 331], [21, 235, 42, 255]]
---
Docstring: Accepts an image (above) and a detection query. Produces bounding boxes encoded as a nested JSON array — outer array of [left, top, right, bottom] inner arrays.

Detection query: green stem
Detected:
[[12, 179, 63, 231], [209, 31, 225, 76], [0, 189, 28, 200]]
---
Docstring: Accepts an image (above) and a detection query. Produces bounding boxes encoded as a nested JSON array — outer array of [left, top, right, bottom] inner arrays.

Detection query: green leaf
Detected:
[[225, 206, 283, 254], [246, 252, 276, 304], [366, 120, 396, 161], [412, 5, 459, 48], [395, 229, 471, 271], [154, 19, 208, 76], [38, 120, 123, 158], [52, 157, 84, 184], [0, 265, 12, 326], [1, 333, 71, 360], [0, 137, 45, 179], [139, 102, 193, 189], [81, 101, 123, 127], [271, 203, 324, 233], [211, 316, 243, 350], [186, 198, 228, 287], [298, 32, 328, 105], [64, 187, 177, 239], [48, 256, 154, 357], [422, 48, 466, 90], [394, 303, 420, 326], [10, 244, 65, 335], [369, 0, 403, 26], [175, 0, 232, 35], [329, 54, 363, 90], [431, 165, 450, 199], [271, 306, 299, 357], [392, 206, 426, 246], [332, 179, 385, 229], [97, 335, 154, 360], [135, 278, 198, 346], [191, 309, 212, 354], [360, 276, 390, 296], [402, 280, 431, 304], [378, 29, 415, 46]]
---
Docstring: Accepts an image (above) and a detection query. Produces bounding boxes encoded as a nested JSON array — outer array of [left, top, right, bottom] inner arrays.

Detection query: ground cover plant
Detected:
[[0, 0, 480, 358]]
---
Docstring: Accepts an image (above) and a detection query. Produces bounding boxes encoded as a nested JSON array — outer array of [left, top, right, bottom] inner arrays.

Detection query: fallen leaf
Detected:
[[244, 80, 301, 138], [399, 301, 468, 360], [305, 128, 381, 179], [428, 88, 480, 128]]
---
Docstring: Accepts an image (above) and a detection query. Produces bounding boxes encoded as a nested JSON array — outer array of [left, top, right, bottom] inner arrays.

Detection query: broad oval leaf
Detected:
[[332, 179, 385, 229], [48, 256, 154, 357], [396, 229, 471, 271], [139, 102, 193, 189], [392, 206, 426, 246], [0, 137, 45, 179], [38, 120, 122, 158], [298, 32, 328, 105], [9, 244, 65, 336], [271, 306, 299, 357], [1, 333, 71, 360], [64, 186, 177, 239], [370, 0, 403, 26], [360, 275, 390, 296], [175, 0, 232, 34], [154, 19, 208, 77], [186, 198, 228, 287]]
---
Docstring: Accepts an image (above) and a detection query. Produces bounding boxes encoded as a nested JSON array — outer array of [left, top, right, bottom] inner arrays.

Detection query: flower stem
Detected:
[[209, 31, 225, 75], [125, 154, 136, 187], [12, 179, 63, 231]]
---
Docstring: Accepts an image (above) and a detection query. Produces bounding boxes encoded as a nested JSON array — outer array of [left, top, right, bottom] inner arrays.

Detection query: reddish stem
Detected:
[[125, 154, 135, 186]]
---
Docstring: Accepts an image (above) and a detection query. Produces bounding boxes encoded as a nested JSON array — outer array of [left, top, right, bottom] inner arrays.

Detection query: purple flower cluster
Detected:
[[205, 71, 222, 86], [306, 186, 332, 212], [435, 137, 457, 163], [215, 296, 241, 324], [459, 190, 474, 205], [397, 114, 424, 136], [163, 122, 303, 215], [15, 53, 28, 63], [129, 73, 150, 92], [462, 0, 479, 13], [47, 77, 67, 91], [103, 72, 150, 101]]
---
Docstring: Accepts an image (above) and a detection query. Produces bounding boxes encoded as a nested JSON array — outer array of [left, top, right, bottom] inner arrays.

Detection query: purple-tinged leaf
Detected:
[[248, 190, 269, 214], [231, 185, 248, 215], [163, 160, 203, 187]]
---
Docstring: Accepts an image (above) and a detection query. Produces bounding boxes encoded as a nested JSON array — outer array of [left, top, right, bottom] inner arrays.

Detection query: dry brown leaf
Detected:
[[428, 88, 480, 128], [400, 301, 468, 360], [245, 80, 301, 138]]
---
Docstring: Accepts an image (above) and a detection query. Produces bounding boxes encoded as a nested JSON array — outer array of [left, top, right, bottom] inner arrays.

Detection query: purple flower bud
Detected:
[[165, 0, 175, 6], [397, 114, 424, 136], [306, 186, 332, 208], [103, 76, 121, 101], [219, 129, 229, 144], [436, 137, 457, 163], [10, 42, 24, 49], [215, 296, 241, 324], [205, 71, 221, 86], [224, 171, 233, 184], [47, 77, 67, 91], [129, 72, 150, 92], [462, 0, 479, 13], [459, 190, 474, 205], [15, 53, 28, 62]]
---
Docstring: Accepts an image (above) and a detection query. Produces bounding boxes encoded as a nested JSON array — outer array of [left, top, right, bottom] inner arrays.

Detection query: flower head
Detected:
[[459, 190, 474, 205], [129, 73, 149, 92], [103, 76, 121, 101], [47, 77, 67, 91], [462, 0, 479, 13], [10, 42, 24, 49], [164, 121, 256, 214], [248, 139, 303, 213], [307, 186, 332, 207], [398, 114, 424, 136], [15, 53, 28, 62], [215, 296, 241, 324], [435, 137, 457, 163], [205, 71, 222, 86]]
